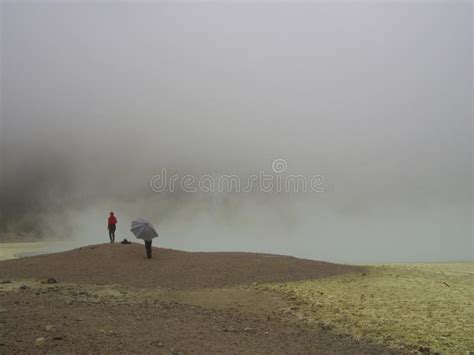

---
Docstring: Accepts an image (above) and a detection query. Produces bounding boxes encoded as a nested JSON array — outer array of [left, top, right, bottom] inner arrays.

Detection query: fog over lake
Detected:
[[1, 2, 472, 263]]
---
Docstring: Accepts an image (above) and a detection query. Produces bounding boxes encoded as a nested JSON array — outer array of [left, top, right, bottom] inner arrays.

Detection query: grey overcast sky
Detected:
[[1, 1, 472, 262]]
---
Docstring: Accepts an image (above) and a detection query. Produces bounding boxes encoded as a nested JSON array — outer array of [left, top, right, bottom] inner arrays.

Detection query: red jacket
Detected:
[[108, 216, 117, 226]]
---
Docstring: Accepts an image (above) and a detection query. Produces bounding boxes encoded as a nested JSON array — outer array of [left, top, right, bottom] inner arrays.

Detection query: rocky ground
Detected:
[[0, 243, 361, 290], [0, 243, 406, 354]]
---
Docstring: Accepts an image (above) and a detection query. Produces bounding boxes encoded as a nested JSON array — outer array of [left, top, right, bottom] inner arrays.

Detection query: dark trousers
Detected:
[[145, 240, 152, 259], [108, 225, 116, 243]]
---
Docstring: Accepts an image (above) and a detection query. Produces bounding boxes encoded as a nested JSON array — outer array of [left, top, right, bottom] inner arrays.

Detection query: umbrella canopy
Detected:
[[130, 218, 159, 241]]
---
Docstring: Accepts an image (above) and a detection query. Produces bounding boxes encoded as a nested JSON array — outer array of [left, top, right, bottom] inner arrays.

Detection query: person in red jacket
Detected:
[[108, 212, 117, 243]]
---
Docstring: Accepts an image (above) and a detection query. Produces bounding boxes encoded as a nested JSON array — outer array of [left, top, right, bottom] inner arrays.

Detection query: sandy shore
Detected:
[[0, 241, 79, 261]]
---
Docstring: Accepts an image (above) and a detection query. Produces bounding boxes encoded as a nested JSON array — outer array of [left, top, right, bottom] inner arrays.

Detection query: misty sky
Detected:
[[1, 1, 472, 263]]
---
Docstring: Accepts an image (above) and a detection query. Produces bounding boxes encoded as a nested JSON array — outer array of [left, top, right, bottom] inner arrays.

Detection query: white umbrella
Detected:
[[130, 218, 159, 241]]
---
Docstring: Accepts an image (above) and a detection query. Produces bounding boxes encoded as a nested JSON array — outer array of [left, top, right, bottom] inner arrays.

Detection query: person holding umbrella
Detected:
[[130, 218, 159, 259]]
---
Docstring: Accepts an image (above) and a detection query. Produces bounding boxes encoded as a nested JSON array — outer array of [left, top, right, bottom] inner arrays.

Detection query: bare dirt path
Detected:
[[0, 283, 404, 354], [0, 244, 406, 354]]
